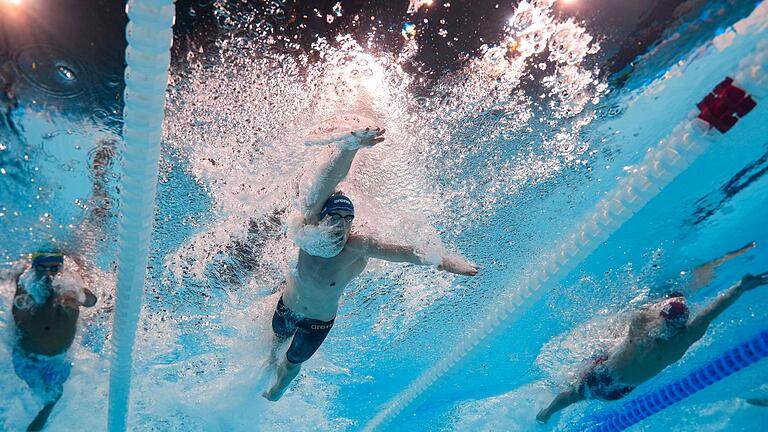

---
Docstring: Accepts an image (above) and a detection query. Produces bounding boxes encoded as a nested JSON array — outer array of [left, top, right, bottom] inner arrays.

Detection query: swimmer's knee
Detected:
[[273, 333, 290, 343], [285, 357, 303, 369]]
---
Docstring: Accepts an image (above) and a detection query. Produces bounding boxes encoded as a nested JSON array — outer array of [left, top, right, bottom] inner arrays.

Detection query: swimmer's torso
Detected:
[[608, 322, 692, 385], [12, 293, 79, 356], [285, 235, 369, 321]]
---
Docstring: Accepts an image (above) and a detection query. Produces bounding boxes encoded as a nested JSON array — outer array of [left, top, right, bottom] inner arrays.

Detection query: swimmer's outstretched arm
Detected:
[[301, 128, 385, 222], [685, 272, 768, 343], [688, 241, 756, 292], [349, 235, 478, 276]]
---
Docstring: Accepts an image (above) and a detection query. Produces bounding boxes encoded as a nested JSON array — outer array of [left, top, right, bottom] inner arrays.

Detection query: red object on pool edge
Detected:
[[697, 77, 757, 133]]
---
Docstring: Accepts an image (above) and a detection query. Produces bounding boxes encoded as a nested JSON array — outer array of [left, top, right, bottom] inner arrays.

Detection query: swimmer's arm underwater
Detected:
[[56, 287, 97, 308], [350, 235, 478, 276], [685, 272, 768, 341], [301, 128, 385, 222], [0, 260, 27, 283]]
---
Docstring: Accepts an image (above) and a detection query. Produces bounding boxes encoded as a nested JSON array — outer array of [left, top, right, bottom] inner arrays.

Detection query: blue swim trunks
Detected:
[[12, 347, 71, 401], [271, 296, 335, 364]]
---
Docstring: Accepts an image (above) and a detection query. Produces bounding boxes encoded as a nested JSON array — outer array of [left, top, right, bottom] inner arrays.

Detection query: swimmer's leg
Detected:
[[265, 297, 294, 369], [689, 241, 756, 292], [262, 318, 333, 401], [262, 358, 302, 402], [536, 386, 583, 424], [27, 389, 62, 431], [264, 333, 288, 370]]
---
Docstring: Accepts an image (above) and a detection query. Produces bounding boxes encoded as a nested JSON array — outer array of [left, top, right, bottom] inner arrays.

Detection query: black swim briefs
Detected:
[[577, 354, 636, 401], [271, 296, 335, 364]]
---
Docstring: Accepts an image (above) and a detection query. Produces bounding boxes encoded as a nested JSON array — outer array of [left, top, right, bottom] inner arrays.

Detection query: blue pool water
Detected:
[[1, 0, 767, 431]]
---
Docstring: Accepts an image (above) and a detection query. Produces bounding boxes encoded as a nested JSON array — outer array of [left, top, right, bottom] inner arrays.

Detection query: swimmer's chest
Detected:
[[14, 303, 78, 354], [629, 335, 690, 369], [297, 249, 368, 288]]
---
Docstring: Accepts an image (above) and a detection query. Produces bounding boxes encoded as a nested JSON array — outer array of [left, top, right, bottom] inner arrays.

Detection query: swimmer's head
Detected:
[[317, 193, 354, 256], [19, 251, 64, 305], [319, 192, 354, 222], [31, 251, 64, 283], [660, 298, 689, 330]]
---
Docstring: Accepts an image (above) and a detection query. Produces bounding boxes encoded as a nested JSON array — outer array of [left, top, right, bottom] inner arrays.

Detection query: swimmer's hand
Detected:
[[83, 288, 97, 308], [438, 256, 478, 276], [54, 292, 81, 309], [740, 271, 768, 291], [350, 127, 385, 148]]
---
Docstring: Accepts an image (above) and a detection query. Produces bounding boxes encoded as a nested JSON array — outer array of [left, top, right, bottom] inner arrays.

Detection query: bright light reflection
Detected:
[[6, 0, 24, 5], [407, 0, 433, 14]]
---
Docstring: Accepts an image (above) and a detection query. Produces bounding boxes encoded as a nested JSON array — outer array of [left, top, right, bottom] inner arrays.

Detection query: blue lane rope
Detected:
[[107, 1, 175, 431], [581, 330, 768, 432], [363, 7, 768, 429]]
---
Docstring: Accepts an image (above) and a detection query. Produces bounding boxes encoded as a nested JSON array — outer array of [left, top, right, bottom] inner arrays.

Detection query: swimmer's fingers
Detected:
[[741, 272, 768, 289], [331, 231, 345, 244]]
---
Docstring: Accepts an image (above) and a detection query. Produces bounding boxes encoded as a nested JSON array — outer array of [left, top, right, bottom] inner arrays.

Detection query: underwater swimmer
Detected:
[[262, 127, 478, 401], [537, 242, 763, 424], [5, 252, 97, 431]]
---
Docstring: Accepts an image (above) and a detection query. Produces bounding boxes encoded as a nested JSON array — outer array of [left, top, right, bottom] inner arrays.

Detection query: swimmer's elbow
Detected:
[[685, 319, 709, 343], [83, 290, 97, 308]]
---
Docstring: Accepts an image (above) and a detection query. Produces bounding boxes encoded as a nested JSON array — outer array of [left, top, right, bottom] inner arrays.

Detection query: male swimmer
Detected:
[[262, 127, 478, 401], [537, 242, 764, 423], [5, 252, 97, 431]]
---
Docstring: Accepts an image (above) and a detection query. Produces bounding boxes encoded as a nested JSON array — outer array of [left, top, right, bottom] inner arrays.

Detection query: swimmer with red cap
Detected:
[[537, 241, 766, 424], [262, 126, 479, 401]]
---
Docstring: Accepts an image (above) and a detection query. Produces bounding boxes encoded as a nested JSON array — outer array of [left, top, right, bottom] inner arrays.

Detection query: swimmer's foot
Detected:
[[262, 387, 284, 402], [262, 377, 291, 402], [261, 360, 301, 402], [535, 408, 551, 424]]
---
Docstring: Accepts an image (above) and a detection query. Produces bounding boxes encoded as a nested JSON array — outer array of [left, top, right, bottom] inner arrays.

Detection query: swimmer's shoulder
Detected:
[[344, 233, 371, 255], [2, 260, 28, 284]]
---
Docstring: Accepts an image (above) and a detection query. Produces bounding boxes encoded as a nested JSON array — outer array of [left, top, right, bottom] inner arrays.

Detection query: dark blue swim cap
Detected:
[[319, 194, 354, 220], [31, 252, 64, 267]]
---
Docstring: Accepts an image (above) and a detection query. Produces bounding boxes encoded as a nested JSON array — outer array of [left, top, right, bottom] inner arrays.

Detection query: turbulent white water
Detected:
[[0, 0, 613, 430]]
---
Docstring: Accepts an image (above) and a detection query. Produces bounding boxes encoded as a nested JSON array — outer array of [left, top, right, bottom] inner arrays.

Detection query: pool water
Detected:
[[0, 0, 767, 431]]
